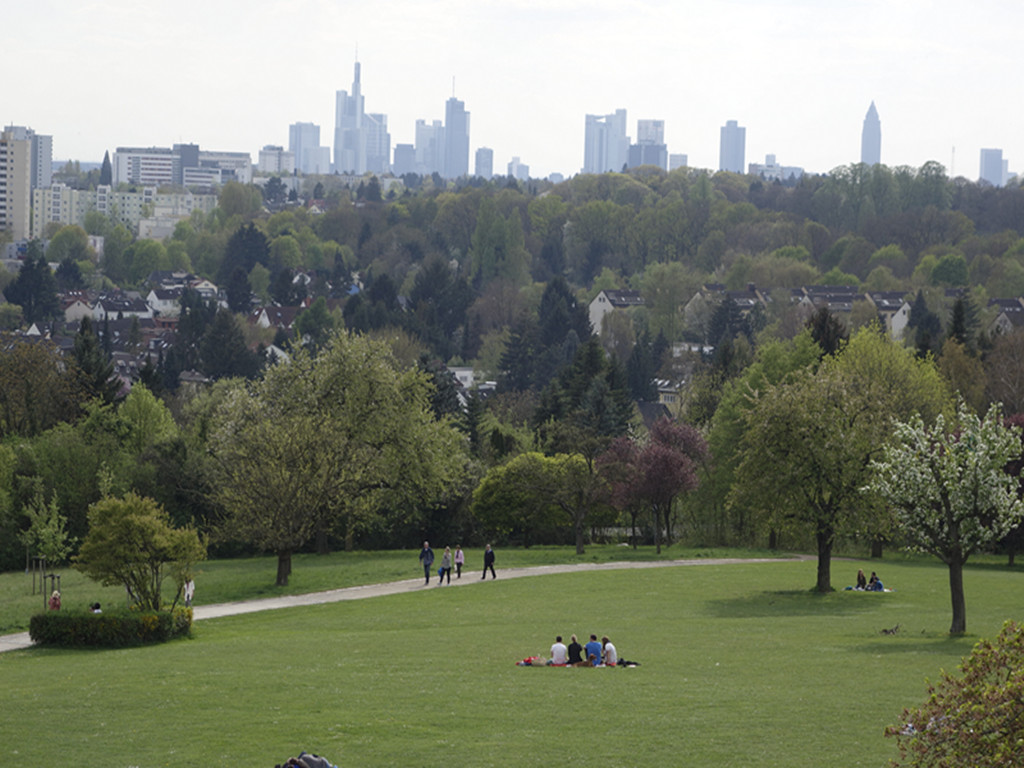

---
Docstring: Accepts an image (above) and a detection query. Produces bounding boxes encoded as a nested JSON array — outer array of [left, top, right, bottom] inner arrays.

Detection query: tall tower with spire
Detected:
[[861, 102, 881, 166], [334, 61, 365, 173]]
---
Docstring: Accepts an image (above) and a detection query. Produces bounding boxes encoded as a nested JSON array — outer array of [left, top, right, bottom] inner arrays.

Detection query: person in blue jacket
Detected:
[[419, 541, 434, 585], [584, 634, 603, 666]]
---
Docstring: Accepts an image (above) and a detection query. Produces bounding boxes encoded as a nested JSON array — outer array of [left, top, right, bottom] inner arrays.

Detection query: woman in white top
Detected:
[[602, 636, 617, 666]]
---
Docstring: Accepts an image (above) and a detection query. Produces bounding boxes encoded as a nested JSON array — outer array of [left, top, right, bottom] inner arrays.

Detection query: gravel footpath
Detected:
[[0, 555, 812, 654]]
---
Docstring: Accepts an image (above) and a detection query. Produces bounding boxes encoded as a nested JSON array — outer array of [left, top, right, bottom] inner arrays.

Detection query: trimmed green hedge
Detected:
[[29, 607, 193, 648]]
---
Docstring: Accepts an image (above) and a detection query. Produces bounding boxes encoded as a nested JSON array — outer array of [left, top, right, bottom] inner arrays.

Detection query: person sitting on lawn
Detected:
[[602, 636, 617, 666], [584, 634, 603, 666], [867, 571, 884, 591], [855, 569, 867, 590], [549, 635, 568, 665], [567, 634, 584, 666]]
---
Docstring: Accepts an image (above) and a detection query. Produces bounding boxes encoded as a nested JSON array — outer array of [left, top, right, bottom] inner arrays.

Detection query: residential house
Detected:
[[589, 289, 644, 336], [989, 297, 1024, 337]]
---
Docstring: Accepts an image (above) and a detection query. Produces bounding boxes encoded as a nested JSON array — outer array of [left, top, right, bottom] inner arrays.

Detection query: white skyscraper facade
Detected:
[[475, 147, 493, 179], [719, 120, 746, 173], [334, 61, 390, 175], [0, 128, 32, 241], [861, 102, 881, 166], [4, 125, 52, 190], [443, 97, 470, 179], [583, 109, 629, 174], [979, 148, 1005, 186]]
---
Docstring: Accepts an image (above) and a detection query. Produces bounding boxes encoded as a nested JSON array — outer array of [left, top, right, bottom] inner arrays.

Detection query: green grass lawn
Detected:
[[0, 545, 777, 635], [2, 553, 1022, 766]]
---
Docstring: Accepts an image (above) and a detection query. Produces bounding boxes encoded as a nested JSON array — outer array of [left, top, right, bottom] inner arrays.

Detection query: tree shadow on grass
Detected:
[[849, 635, 977, 656], [704, 589, 885, 619]]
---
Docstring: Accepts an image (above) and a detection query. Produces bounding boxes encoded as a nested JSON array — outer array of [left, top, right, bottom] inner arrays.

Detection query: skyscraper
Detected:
[[583, 109, 629, 174], [475, 147, 493, 179], [333, 61, 390, 175], [443, 97, 470, 179], [861, 102, 881, 166], [414, 119, 444, 176], [628, 119, 668, 170], [719, 120, 745, 173], [289, 122, 325, 175], [979, 148, 1005, 186]]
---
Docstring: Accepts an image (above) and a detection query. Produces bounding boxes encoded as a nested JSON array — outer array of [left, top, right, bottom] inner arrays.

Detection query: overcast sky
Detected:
[[4, 0, 1021, 180]]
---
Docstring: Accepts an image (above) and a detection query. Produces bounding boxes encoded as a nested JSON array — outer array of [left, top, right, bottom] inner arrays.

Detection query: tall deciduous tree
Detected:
[[207, 331, 464, 585], [868, 402, 1024, 634], [732, 326, 951, 591]]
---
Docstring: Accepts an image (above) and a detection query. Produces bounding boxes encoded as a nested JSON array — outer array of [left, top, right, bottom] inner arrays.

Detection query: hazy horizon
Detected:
[[5, 0, 1021, 180]]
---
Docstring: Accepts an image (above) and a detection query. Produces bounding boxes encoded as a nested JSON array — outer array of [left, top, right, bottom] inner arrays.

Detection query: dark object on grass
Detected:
[[881, 624, 901, 635], [276, 752, 337, 768]]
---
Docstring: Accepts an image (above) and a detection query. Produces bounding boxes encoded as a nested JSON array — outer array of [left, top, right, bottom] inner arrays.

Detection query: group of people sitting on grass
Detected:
[[518, 634, 636, 666], [850, 569, 886, 591]]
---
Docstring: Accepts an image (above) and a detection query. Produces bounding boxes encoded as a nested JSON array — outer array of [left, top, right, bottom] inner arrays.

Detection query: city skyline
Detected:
[[3, 0, 1022, 181]]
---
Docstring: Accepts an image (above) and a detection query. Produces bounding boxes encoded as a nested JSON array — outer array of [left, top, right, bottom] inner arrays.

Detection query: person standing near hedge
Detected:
[[454, 545, 464, 578], [48, 590, 61, 610]]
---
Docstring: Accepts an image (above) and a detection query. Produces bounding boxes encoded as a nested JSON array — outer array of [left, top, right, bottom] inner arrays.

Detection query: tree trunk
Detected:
[[630, 510, 638, 549], [815, 527, 833, 592], [768, 529, 778, 550], [654, 505, 661, 555], [345, 526, 355, 552], [948, 559, 967, 634], [871, 536, 884, 559], [1009, 549, 1016, 568], [663, 507, 673, 547], [276, 550, 292, 587], [316, 524, 329, 556]]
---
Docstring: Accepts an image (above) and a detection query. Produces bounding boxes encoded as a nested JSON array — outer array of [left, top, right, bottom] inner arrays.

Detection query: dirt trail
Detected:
[[0, 555, 814, 653]]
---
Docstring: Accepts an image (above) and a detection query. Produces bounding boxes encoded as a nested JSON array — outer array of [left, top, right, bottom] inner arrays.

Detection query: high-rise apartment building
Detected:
[[719, 120, 746, 173], [861, 102, 881, 166], [0, 129, 32, 241], [112, 145, 251, 187], [334, 61, 390, 175], [979, 148, 1005, 187], [443, 97, 470, 179], [392, 144, 416, 177], [3, 125, 52, 190], [628, 119, 668, 170], [583, 109, 629, 174], [475, 147, 493, 179]]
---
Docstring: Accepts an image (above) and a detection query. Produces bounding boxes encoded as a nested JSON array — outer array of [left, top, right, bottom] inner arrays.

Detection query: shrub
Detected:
[[28, 607, 192, 648]]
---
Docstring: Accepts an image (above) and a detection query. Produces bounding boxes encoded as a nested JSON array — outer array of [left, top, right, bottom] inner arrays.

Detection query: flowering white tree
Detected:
[[868, 401, 1024, 634]]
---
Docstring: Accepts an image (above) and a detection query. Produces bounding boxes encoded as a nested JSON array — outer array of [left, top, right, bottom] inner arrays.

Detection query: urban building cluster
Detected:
[[2, 66, 1018, 247]]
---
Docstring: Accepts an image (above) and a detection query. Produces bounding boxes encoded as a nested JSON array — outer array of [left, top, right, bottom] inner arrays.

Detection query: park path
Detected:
[[0, 555, 813, 654]]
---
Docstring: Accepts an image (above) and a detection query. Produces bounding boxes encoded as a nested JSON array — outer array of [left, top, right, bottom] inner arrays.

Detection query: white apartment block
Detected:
[[31, 184, 217, 238], [258, 145, 297, 174], [0, 129, 32, 241]]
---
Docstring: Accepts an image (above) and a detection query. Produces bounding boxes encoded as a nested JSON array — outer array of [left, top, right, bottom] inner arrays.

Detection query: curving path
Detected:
[[0, 555, 813, 654]]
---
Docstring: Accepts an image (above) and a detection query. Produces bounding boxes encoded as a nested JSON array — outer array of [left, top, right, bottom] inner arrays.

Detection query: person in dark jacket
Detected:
[[419, 541, 435, 585], [482, 544, 496, 579], [567, 634, 584, 665]]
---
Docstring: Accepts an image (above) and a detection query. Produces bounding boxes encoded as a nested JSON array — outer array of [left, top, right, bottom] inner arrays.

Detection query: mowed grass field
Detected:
[[2, 553, 1022, 767]]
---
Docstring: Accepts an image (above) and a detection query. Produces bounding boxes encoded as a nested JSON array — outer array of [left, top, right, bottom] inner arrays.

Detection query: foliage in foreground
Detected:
[[887, 620, 1024, 767], [29, 607, 192, 647]]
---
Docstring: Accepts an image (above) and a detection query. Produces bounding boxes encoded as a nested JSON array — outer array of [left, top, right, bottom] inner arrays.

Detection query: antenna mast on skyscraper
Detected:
[[951, 146, 955, 177], [452, 76, 455, 97]]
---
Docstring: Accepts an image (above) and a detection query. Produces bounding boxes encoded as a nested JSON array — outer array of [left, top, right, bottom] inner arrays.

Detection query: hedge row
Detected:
[[29, 607, 193, 648]]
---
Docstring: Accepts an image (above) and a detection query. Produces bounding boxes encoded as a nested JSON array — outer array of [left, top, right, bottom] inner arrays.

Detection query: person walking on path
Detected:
[[454, 545, 464, 579], [438, 546, 452, 585], [419, 541, 435, 585], [184, 577, 195, 607], [482, 544, 496, 579]]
